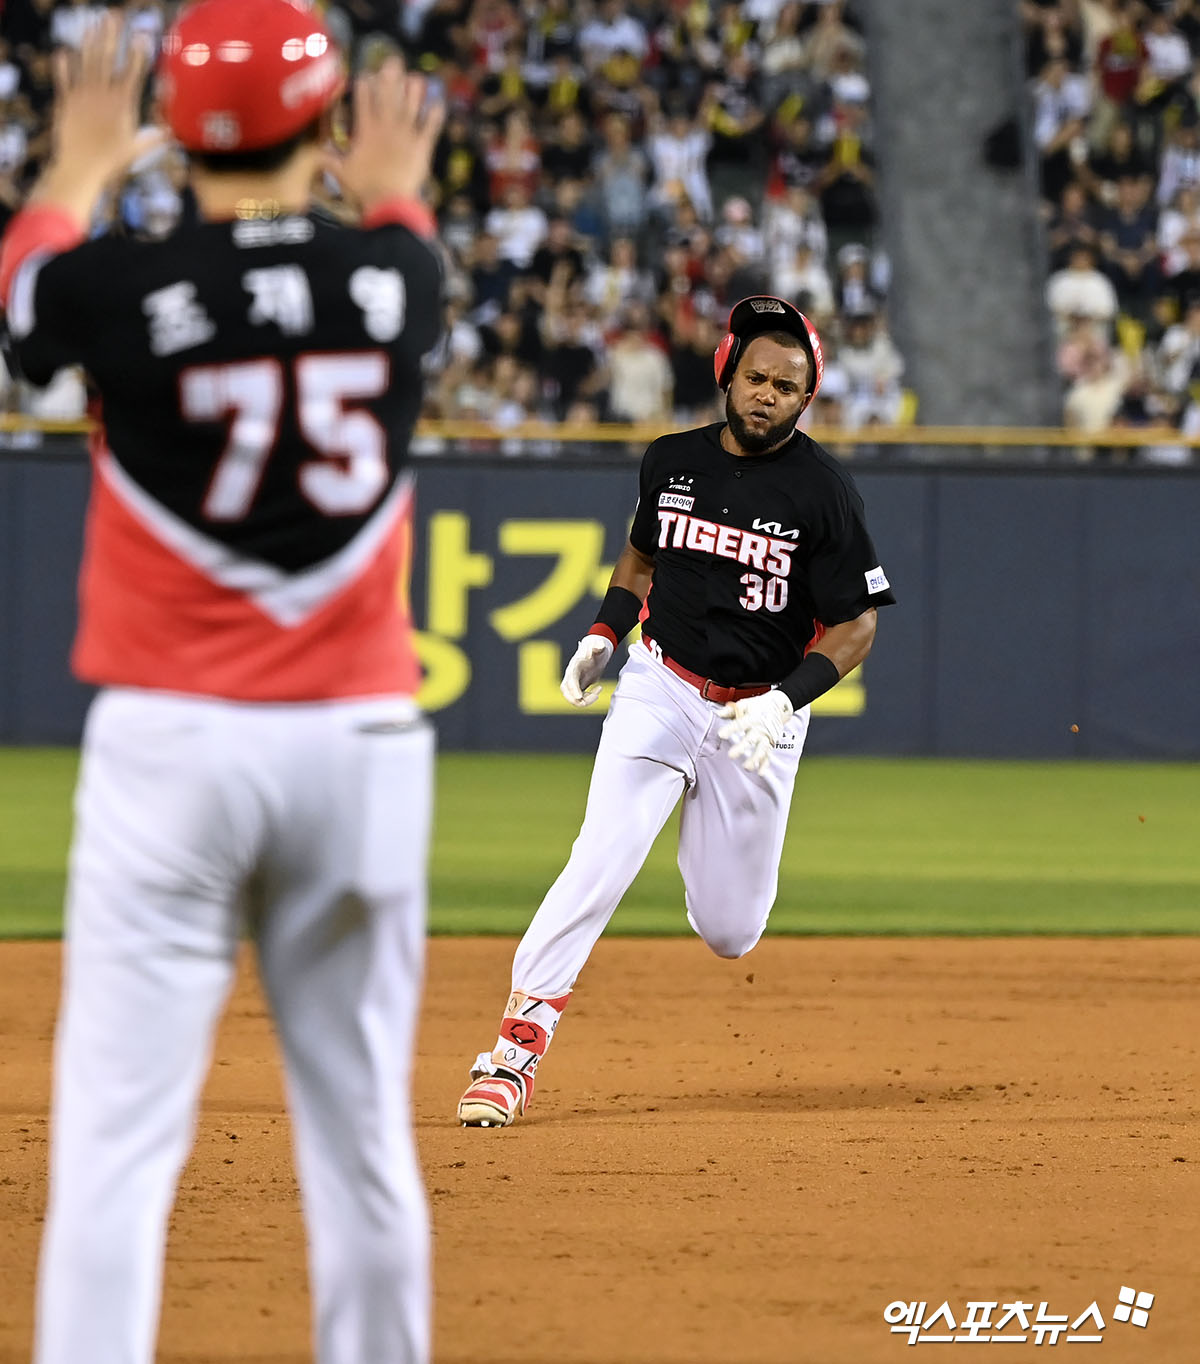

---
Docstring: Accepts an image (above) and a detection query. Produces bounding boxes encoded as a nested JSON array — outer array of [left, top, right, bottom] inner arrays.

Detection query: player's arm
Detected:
[[0, 16, 155, 375], [560, 538, 655, 708], [783, 606, 877, 709]]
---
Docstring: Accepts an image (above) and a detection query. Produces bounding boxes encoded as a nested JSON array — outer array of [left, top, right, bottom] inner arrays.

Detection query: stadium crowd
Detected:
[[1027, 0, 1200, 457], [0, 0, 906, 435]]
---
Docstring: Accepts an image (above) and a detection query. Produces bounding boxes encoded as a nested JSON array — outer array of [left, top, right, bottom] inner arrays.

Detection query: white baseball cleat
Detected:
[[457, 1051, 528, 1128]]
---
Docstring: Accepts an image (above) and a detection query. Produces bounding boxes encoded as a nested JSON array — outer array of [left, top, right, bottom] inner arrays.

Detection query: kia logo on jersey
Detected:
[[752, 517, 800, 540]]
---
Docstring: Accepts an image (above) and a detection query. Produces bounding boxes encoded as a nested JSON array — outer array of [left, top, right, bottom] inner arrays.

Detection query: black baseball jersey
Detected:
[[8, 211, 440, 571], [629, 423, 896, 686], [1, 204, 442, 700]]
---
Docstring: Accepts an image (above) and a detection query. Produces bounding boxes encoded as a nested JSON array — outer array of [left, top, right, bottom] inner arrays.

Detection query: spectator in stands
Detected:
[[49, 0, 108, 51], [479, 302, 543, 371], [606, 301, 673, 421], [585, 234, 651, 314], [1159, 186, 1200, 273], [440, 190, 480, 261], [1140, 6, 1192, 101], [525, 0, 578, 66], [1063, 337, 1130, 434], [816, 93, 878, 255], [1154, 294, 1200, 395], [1047, 178, 1101, 268], [647, 97, 714, 223], [1091, 0, 1146, 149], [761, 2, 810, 111], [550, 174, 606, 245], [764, 184, 829, 276], [540, 107, 593, 186], [715, 195, 765, 262], [771, 113, 826, 196], [1047, 243, 1120, 336], [484, 180, 548, 269], [1163, 223, 1200, 313], [539, 49, 590, 123], [468, 0, 522, 73], [593, 112, 649, 242], [772, 240, 835, 318], [0, 40, 22, 103], [805, 0, 866, 83], [528, 217, 587, 301], [1080, 117, 1154, 207], [484, 107, 541, 203], [706, 52, 768, 205], [477, 38, 533, 121], [1097, 172, 1160, 317], [839, 309, 905, 427], [540, 292, 607, 420], [469, 230, 519, 320], [1156, 113, 1200, 207], [578, 0, 647, 70], [668, 313, 725, 424], [434, 111, 491, 213], [1032, 54, 1092, 204], [0, 96, 36, 182], [486, 354, 540, 429], [22, 364, 86, 420], [834, 242, 882, 317]]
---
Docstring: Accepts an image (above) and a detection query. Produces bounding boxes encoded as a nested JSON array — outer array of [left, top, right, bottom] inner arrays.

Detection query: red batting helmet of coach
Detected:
[[159, 0, 344, 153]]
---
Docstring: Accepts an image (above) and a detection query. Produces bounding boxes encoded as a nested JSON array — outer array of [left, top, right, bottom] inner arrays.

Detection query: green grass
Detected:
[[2, 749, 1198, 938]]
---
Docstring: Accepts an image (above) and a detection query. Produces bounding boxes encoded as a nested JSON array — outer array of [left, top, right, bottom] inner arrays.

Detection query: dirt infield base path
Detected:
[[1, 937, 1197, 1364]]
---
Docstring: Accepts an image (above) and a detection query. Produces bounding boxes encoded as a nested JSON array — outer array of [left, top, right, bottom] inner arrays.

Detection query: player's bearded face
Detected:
[[724, 393, 798, 452], [724, 337, 810, 453]]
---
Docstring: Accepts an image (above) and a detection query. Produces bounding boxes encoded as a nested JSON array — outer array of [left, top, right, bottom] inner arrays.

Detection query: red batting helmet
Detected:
[[159, 0, 343, 153], [713, 296, 824, 412]]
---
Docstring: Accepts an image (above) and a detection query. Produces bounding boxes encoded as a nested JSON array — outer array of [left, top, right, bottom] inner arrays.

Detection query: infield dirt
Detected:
[[1, 937, 1196, 1363]]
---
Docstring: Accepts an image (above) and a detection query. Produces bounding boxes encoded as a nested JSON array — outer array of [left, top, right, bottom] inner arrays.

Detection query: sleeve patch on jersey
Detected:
[[865, 566, 890, 594], [659, 492, 695, 511]]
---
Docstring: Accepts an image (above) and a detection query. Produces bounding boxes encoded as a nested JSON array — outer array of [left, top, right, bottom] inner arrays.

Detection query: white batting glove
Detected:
[[717, 691, 795, 775], [560, 633, 615, 707]]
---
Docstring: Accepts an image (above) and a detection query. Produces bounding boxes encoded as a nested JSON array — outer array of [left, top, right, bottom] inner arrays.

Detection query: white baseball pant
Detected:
[[512, 641, 809, 997], [34, 687, 434, 1364]]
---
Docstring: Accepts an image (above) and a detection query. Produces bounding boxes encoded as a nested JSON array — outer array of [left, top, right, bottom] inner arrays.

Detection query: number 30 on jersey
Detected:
[[739, 572, 788, 612]]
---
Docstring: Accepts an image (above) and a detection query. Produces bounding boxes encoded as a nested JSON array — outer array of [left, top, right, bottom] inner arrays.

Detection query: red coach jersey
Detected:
[[0, 201, 442, 701]]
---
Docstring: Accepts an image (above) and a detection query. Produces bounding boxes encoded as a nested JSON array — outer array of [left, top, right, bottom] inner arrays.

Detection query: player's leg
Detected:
[[253, 701, 433, 1364], [34, 691, 252, 1364], [677, 704, 811, 958], [459, 644, 706, 1126]]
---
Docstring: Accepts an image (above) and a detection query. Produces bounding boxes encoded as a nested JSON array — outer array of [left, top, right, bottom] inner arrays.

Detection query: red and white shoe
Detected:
[[457, 1052, 529, 1128], [456, 991, 571, 1127]]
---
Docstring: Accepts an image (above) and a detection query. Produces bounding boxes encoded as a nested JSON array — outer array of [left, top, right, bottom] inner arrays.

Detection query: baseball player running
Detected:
[[458, 296, 897, 1128], [1, 4, 444, 1360]]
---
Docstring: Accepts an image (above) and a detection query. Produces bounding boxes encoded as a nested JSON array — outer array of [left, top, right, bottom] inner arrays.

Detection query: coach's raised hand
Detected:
[[326, 57, 445, 213], [32, 14, 158, 224]]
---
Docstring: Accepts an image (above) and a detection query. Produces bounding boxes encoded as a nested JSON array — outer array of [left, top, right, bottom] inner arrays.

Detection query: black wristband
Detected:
[[590, 586, 643, 646], [779, 651, 841, 710]]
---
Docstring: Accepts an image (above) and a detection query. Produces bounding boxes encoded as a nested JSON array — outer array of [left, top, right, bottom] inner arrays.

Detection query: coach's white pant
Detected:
[[513, 642, 809, 998], [35, 688, 433, 1364]]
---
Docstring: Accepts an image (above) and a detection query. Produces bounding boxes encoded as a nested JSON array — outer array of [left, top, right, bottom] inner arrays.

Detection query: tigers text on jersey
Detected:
[[0, 202, 442, 701], [629, 423, 896, 685]]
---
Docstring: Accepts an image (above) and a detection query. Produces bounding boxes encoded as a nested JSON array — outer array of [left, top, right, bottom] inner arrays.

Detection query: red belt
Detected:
[[642, 635, 771, 705]]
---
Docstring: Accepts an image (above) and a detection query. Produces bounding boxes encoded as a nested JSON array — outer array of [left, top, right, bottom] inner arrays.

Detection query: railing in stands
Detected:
[[1, 415, 1198, 459]]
